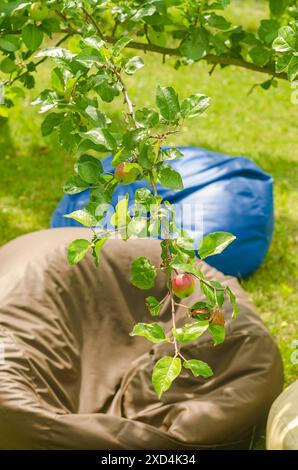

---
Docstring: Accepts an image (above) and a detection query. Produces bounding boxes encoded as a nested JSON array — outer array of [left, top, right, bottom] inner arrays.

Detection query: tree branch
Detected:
[[3, 26, 287, 89], [106, 37, 287, 81]]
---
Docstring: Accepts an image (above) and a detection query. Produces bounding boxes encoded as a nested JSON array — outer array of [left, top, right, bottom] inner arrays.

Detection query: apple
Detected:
[[171, 273, 195, 299], [30, 2, 49, 21], [114, 162, 138, 185]]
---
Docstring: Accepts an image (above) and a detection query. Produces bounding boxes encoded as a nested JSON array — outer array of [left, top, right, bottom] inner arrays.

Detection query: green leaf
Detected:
[[173, 321, 209, 343], [127, 217, 148, 237], [176, 235, 195, 256], [130, 322, 168, 343], [145, 296, 162, 316], [181, 93, 210, 119], [204, 13, 231, 30], [258, 19, 279, 46], [80, 36, 105, 50], [198, 231, 236, 259], [260, 79, 278, 91], [226, 286, 239, 319], [288, 56, 298, 81], [67, 239, 91, 265], [249, 47, 271, 67], [51, 67, 65, 93], [152, 356, 181, 398], [80, 128, 117, 151], [158, 164, 184, 190], [180, 29, 208, 61], [139, 143, 155, 169], [275, 53, 292, 73], [134, 188, 154, 206], [64, 209, 98, 227], [36, 47, 75, 60], [161, 148, 184, 161], [92, 237, 108, 266], [122, 128, 147, 151], [209, 280, 225, 307], [269, 0, 287, 17], [183, 359, 213, 378], [112, 36, 132, 56], [94, 79, 120, 102], [0, 57, 17, 74], [59, 120, 79, 152], [200, 281, 216, 306], [63, 175, 89, 194], [130, 256, 157, 290], [156, 86, 180, 123], [41, 18, 61, 34], [135, 107, 159, 128], [41, 112, 64, 136], [0, 1, 30, 15], [132, 4, 156, 21], [148, 28, 167, 47], [0, 35, 19, 52], [77, 154, 103, 183], [208, 324, 225, 345], [124, 56, 144, 75], [170, 261, 202, 279], [22, 24, 43, 51], [111, 148, 125, 167], [84, 106, 109, 127], [272, 26, 296, 52], [110, 195, 131, 228]]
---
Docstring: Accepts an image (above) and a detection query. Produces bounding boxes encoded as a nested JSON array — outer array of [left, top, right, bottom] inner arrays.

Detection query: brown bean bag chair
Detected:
[[0, 228, 283, 450]]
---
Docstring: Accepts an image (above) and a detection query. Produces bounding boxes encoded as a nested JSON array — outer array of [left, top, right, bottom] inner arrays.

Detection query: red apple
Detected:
[[114, 162, 138, 184], [171, 273, 195, 299]]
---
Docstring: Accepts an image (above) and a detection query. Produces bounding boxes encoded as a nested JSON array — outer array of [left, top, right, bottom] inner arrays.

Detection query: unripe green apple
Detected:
[[114, 162, 138, 185], [171, 273, 195, 299], [30, 2, 49, 21]]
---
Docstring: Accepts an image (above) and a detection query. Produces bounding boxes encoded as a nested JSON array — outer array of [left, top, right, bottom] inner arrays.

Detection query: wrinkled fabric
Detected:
[[0, 229, 283, 449], [51, 147, 274, 278]]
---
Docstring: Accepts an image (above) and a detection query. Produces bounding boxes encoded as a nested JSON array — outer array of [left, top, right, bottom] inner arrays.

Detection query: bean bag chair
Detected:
[[0, 228, 283, 450], [267, 380, 298, 450], [50, 146, 274, 278]]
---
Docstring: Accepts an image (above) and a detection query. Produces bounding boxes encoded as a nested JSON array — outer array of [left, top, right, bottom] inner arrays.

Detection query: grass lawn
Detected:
[[0, 0, 297, 446]]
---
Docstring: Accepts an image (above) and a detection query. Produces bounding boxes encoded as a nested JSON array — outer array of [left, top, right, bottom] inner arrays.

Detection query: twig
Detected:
[[178, 351, 187, 362], [148, 129, 179, 141], [82, 7, 105, 40], [114, 69, 139, 126], [3, 33, 71, 86]]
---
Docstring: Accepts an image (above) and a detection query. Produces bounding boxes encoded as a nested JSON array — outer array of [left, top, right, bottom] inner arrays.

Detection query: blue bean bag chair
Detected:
[[51, 146, 274, 278]]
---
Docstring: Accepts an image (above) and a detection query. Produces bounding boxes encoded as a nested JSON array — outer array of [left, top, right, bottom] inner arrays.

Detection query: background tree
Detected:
[[0, 0, 297, 396]]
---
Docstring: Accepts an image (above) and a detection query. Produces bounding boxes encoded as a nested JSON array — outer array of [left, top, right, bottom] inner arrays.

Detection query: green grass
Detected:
[[0, 0, 297, 432]]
